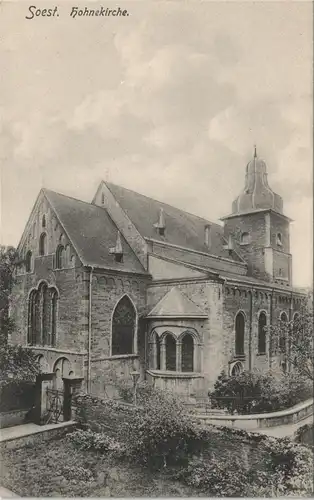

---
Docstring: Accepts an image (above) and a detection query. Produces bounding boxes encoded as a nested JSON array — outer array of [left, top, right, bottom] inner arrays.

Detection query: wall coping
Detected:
[[147, 370, 204, 379], [193, 398, 313, 421]]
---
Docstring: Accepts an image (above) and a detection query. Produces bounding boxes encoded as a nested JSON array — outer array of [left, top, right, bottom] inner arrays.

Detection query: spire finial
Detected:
[[254, 144, 257, 158]]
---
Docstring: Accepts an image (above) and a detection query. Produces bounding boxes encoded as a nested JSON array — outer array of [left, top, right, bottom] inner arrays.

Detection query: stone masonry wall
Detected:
[[88, 270, 150, 397], [223, 212, 268, 280]]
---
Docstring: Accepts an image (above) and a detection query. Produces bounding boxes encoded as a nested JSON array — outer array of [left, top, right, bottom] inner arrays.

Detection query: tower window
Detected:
[[276, 233, 282, 246], [240, 232, 250, 245]]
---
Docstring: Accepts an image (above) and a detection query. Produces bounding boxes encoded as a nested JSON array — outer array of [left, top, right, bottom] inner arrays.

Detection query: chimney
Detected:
[[153, 208, 166, 236], [204, 224, 211, 248]]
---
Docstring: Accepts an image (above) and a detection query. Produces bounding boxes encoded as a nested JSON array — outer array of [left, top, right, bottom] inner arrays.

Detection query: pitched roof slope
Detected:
[[44, 189, 147, 274], [105, 182, 242, 262], [147, 287, 207, 318]]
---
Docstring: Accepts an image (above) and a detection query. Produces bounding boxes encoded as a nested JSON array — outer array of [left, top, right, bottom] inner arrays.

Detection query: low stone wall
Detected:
[[0, 422, 76, 452], [192, 398, 313, 430], [0, 410, 30, 429]]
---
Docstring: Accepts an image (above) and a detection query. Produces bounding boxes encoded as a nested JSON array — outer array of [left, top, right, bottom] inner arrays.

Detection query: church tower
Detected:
[[221, 148, 292, 285]]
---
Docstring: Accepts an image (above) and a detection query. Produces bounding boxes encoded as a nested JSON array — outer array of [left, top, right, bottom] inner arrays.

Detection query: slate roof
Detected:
[[44, 189, 147, 274], [105, 182, 243, 262], [147, 287, 207, 318]]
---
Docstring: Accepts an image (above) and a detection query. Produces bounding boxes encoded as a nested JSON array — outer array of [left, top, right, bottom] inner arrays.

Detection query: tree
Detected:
[[267, 309, 313, 381], [0, 245, 19, 344], [0, 344, 41, 384]]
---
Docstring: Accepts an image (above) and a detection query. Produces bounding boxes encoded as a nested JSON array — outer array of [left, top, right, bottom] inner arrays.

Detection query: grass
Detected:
[[0, 436, 207, 497]]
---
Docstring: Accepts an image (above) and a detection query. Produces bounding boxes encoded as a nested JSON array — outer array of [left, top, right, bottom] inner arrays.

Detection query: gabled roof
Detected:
[[147, 287, 207, 318], [104, 182, 242, 262], [43, 189, 147, 274]]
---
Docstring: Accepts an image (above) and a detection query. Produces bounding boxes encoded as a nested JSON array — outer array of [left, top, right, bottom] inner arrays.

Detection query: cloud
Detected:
[[0, 1, 312, 286]]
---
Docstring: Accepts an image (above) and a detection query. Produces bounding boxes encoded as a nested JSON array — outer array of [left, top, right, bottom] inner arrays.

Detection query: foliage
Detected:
[[209, 369, 313, 414], [0, 380, 36, 413], [67, 428, 125, 456], [295, 423, 314, 447], [0, 245, 18, 344], [180, 455, 249, 497], [120, 388, 203, 468], [267, 308, 314, 381], [260, 437, 314, 496], [0, 344, 41, 385]]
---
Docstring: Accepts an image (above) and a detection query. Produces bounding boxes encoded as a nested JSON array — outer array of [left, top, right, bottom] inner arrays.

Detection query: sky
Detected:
[[0, 0, 312, 287]]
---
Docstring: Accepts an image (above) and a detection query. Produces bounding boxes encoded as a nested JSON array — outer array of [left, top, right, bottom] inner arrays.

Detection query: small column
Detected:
[[176, 342, 182, 372]]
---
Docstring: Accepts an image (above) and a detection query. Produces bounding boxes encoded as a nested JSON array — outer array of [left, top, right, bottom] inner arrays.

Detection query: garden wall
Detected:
[[192, 398, 313, 430]]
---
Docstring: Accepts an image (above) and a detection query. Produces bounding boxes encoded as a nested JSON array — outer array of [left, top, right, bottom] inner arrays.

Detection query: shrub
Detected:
[[209, 369, 313, 414], [120, 388, 203, 468], [260, 437, 314, 496], [180, 455, 249, 497], [60, 465, 94, 483], [0, 380, 36, 412], [67, 428, 125, 456]]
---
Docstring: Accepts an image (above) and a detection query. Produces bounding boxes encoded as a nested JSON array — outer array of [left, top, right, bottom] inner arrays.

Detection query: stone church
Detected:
[[10, 150, 306, 398]]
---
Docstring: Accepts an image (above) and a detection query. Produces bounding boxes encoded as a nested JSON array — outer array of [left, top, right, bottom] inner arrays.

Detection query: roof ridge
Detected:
[[105, 181, 222, 229], [43, 188, 95, 209]]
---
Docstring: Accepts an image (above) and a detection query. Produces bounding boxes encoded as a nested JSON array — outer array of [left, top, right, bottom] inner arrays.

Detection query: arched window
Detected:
[[27, 283, 58, 347], [39, 233, 47, 256], [111, 296, 136, 355], [25, 250, 32, 273], [276, 232, 282, 246], [51, 289, 58, 347], [231, 361, 243, 376], [39, 282, 50, 345], [235, 312, 245, 356], [56, 245, 65, 269], [101, 193, 105, 204], [240, 232, 250, 245], [42, 215, 46, 228], [156, 334, 161, 370], [258, 312, 267, 354], [279, 312, 288, 353], [181, 333, 194, 372], [165, 334, 176, 371], [28, 290, 37, 345]]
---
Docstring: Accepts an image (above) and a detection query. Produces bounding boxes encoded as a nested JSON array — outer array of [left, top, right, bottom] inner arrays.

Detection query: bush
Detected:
[[0, 380, 36, 412], [181, 455, 249, 497], [260, 437, 313, 496], [209, 369, 313, 414], [119, 388, 202, 468], [67, 428, 125, 456]]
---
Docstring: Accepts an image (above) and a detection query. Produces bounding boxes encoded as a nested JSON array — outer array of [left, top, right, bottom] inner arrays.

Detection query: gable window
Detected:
[[181, 333, 194, 372], [42, 215, 46, 228], [276, 233, 282, 246], [25, 251, 33, 273], [28, 282, 58, 346], [258, 312, 267, 354], [111, 296, 136, 355], [56, 245, 65, 269], [101, 193, 105, 205], [240, 232, 250, 245], [165, 334, 176, 371], [235, 312, 245, 356], [39, 233, 47, 256]]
